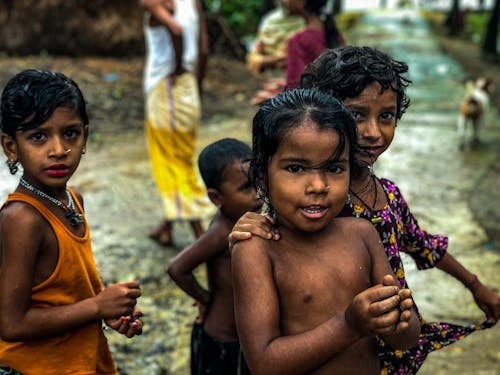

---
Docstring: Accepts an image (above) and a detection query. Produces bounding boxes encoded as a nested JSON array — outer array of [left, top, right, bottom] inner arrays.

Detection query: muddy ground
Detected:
[[0, 29, 498, 375]]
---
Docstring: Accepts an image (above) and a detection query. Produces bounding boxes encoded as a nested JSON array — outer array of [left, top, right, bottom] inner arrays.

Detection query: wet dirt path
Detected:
[[0, 9, 498, 375]]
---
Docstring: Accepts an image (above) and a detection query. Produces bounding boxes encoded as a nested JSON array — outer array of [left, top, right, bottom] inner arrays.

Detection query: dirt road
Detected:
[[0, 10, 499, 375]]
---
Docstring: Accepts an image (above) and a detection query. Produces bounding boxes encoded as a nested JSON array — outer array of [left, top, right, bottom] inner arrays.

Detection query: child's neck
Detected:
[[276, 219, 333, 248], [305, 14, 323, 30]]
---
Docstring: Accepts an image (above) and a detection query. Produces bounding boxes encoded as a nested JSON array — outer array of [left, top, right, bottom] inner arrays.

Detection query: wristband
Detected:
[[465, 274, 479, 289]]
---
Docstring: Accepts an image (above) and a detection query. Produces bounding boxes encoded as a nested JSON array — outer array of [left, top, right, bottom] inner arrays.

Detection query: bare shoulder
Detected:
[[335, 216, 375, 232], [333, 216, 379, 244], [0, 200, 46, 231], [232, 235, 270, 263], [0, 201, 47, 258]]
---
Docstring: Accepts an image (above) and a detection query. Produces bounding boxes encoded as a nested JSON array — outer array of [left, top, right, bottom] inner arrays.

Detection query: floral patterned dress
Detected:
[[340, 177, 494, 375]]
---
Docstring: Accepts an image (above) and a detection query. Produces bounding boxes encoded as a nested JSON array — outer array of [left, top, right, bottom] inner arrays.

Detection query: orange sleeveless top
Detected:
[[0, 191, 118, 375]]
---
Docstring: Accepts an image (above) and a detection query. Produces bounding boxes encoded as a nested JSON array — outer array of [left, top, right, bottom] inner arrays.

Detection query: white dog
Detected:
[[457, 77, 493, 150]]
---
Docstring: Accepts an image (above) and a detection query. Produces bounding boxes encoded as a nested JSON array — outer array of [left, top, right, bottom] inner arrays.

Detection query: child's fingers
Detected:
[[228, 231, 252, 249], [126, 320, 143, 338], [399, 295, 414, 312], [372, 309, 400, 331], [381, 274, 396, 287], [399, 309, 412, 323]]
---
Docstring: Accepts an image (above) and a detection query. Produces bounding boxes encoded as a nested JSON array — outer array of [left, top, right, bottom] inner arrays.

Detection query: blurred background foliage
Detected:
[[0, 1, 496, 59]]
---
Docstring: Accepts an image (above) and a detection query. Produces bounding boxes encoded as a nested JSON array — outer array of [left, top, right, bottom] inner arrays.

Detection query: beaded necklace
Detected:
[[349, 173, 382, 224], [19, 178, 84, 227]]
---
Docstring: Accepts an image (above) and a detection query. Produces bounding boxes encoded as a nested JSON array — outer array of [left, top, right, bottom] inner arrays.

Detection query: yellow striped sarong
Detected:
[[145, 72, 211, 221]]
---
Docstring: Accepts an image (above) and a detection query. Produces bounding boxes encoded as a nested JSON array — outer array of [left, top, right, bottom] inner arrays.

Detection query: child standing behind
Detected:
[[0, 70, 142, 375], [251, 0, 345, 105], [167, 138, 262, 374], [232, 88, 420, 375]]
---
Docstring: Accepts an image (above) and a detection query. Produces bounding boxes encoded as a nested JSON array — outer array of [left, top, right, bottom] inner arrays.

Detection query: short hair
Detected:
[[0, 69, 88, 138], [250, 88, 356, 203], [198, 138, 252, 190], [300, 45, 411, 120]]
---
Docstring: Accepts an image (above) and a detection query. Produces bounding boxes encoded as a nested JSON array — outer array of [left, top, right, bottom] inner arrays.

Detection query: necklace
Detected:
[[349, 174, 382, 224], [19, 178, 84, 227]]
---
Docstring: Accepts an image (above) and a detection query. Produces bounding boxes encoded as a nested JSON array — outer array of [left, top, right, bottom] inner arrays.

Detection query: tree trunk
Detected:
[[332, 0, 342, 15], [482, 0, 499, 58], [445, 0, 461, 36]]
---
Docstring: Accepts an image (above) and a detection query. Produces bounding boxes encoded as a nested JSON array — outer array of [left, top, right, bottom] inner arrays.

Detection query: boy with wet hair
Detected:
[[167, 138, 262, 374]]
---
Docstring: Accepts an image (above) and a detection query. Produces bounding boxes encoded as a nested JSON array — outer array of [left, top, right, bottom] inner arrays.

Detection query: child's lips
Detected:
[[47, 164, 69, 177], [301, 205, 328, 219]]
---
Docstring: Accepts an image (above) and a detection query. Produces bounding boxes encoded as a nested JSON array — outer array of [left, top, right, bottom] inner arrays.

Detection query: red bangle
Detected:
[[465, 274, 479, 289]]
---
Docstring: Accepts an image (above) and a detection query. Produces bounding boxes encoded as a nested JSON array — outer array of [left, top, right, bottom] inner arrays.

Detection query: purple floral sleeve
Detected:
[[386, 180, 448, 270]]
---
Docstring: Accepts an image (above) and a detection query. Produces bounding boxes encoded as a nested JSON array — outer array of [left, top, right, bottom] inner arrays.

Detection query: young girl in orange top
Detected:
[[0, 69, 142, 375]]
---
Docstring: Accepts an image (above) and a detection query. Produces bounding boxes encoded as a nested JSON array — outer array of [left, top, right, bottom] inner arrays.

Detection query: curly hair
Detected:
[[300, 45, 411, 120]]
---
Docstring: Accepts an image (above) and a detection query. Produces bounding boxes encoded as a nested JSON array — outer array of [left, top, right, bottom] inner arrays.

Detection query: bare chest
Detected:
[[270, 242, 372, 334]]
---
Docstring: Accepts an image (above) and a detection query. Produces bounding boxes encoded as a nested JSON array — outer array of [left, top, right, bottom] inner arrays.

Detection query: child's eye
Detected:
[[64, 128, 80, 139], [380, 112, 395, 122], [286, 164, 305, 173], [30, 132, 46, 142], [325, 164, 343, 174]]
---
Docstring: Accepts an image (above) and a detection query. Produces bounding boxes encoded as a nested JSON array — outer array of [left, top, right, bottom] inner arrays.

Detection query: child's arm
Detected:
[[167, 222, 228, 316], [232, 237, 401, 375], [141, 0, 184, 75], [0, 206, 140, 342], [195, 0, 209, 93], [436, 252, 499, 323], [397, 183, 499, 322], [362, 220, 421, 350]]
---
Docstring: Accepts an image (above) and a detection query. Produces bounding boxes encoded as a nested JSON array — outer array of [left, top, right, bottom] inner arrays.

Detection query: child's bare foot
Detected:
[[148, 221, 173, 246]]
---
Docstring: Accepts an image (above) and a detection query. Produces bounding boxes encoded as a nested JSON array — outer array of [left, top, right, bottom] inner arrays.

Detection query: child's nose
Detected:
[[360, 117, 382, 139], [49, 138, 68, 156], [305, 172, 329, 194]]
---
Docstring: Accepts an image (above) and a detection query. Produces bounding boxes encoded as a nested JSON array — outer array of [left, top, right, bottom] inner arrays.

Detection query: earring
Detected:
[[6, 159, 19, 175], [81, 147, 86, 155], [345, 193, 351, 204]]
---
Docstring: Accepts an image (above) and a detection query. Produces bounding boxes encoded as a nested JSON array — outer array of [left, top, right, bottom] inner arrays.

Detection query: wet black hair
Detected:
[[304, 0, 342, 49], [198, 138, 252, 191], [300, 45, 411, 120], [250, 88, 356, 209], [0, 69, 89, 138]]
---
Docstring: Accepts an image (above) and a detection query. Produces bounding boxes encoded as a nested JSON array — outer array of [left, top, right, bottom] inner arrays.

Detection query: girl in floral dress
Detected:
[[229, 45, 499, 374]]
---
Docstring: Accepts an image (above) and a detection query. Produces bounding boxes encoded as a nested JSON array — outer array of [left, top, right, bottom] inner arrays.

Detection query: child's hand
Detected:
[[95, 280, 141, 319], [193, 300, 208, 324], [345, 275, 402, 337], [469, 280, 500, 323], [228, 212, 279, 252], [105, 307, 143, 338]]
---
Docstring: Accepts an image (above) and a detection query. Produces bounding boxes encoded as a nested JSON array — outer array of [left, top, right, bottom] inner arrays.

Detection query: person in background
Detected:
[[168, 138, 262, 374], [140, 0, 212, 247], [246, 0, 305, 75], [251, 0, 345, 106]]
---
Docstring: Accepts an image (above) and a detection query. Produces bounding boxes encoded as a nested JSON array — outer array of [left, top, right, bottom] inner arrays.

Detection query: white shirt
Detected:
[[143, 0, 199, 93]]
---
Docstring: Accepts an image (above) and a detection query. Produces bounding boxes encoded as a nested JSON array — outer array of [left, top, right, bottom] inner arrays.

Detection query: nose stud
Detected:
[[325, 186, 330, 191]]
